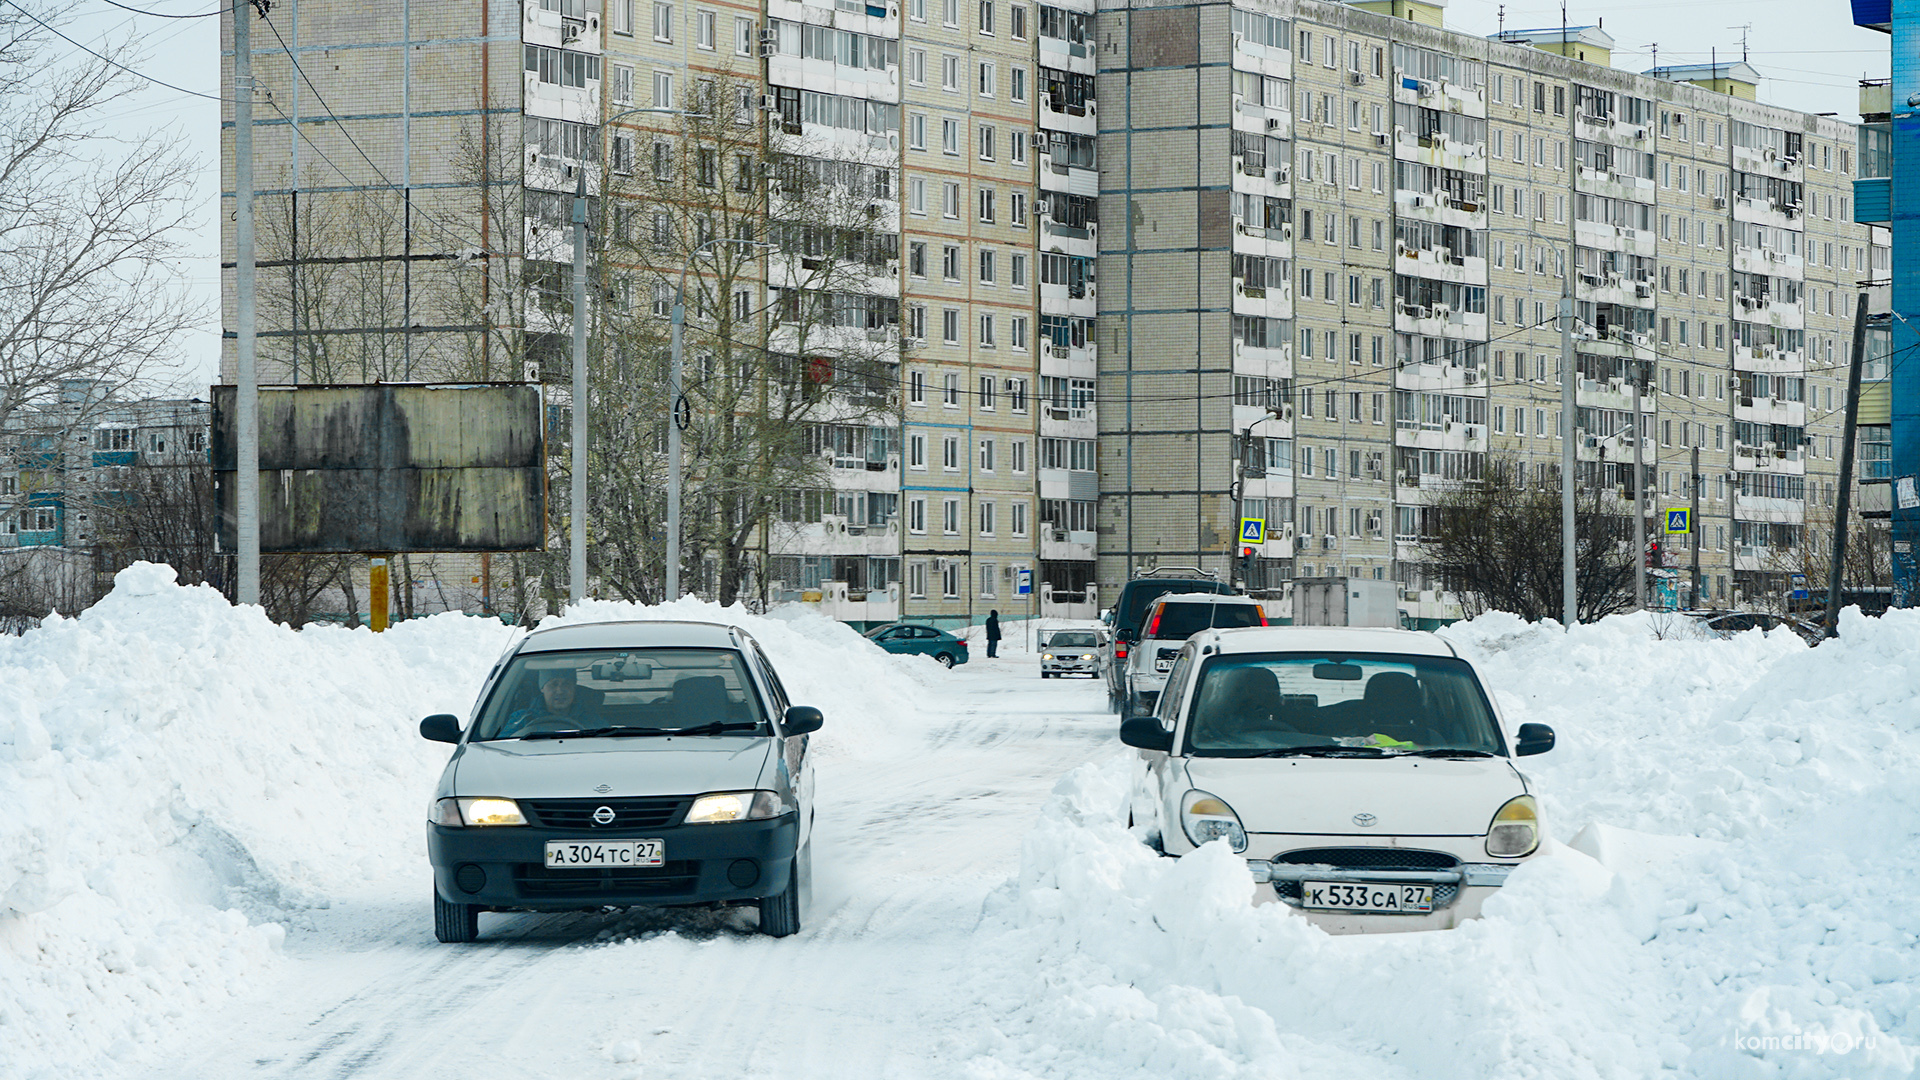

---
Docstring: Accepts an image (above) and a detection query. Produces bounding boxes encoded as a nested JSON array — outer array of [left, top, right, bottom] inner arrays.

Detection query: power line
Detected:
[[0, 0, 229, 101], [98, 0, 222, 18]]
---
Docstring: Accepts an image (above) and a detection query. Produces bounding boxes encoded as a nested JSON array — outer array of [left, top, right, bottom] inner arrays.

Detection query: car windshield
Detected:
[[863, 625, 893, 639], [1050, 632, 1098, 648], [470, 648, 767, 741], [1150, 602, 1262, 639], [1182, 652, 1503, 756]]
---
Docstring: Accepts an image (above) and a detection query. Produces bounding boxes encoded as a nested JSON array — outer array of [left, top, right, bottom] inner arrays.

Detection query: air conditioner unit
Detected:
[[1266, 117, 1283, 131], [1712, 196, 1727, 210], [759, 40, 776, 57], [761, 93, 778, 111], [1320, 536, 1336, 551], [1464, 370, 1479, 385], [1295, 534, 1309, 552], [1417, 80, 1434, 96], [1348, 71, 1365, 86], [1464, 424, 1479, 439], [1030, 131, 1048, 149], [1373, 132, 1389, 147]]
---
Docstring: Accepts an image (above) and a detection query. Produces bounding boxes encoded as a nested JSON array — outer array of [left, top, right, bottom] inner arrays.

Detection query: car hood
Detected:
[[1181, 755, 1527, 837], [451, 737, 774, 800]]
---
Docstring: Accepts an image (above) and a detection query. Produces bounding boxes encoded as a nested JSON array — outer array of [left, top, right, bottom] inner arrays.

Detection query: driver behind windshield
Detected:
[[1186, 657, 1500, 755], [505, 670, 597, 734]]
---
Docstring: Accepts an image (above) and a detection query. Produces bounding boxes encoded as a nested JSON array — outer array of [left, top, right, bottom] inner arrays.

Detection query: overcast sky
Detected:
[[50, 0, 1893, 392]]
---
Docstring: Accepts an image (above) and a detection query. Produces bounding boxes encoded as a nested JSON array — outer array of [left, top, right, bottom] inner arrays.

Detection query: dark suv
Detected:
[[1101, 572, 1237, 712]]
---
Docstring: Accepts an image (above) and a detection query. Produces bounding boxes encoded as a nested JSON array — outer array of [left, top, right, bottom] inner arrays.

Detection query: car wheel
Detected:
[[935, 652, 956, 668], [759, 848, 805, 938], [434, 890, 479, 944]]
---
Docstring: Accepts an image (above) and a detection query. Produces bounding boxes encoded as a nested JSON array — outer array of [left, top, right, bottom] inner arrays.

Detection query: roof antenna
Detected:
[[1729, 23, 1751, 62], [1648, 41, 1658, 71], [1498, 3, 1505, 35]]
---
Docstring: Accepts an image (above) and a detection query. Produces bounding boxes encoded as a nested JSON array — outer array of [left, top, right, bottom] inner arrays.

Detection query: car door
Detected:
[[1135, 644, 1198, 842], [753, 644, 812, 843]]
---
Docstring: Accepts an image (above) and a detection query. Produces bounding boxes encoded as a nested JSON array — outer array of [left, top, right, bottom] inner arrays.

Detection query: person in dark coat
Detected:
[[985, 610, 1001, 658]]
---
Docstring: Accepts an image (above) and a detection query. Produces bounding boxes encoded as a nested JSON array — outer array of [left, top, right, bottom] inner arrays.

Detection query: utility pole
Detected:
[[233, 0, 260, 606], [1633, 372, 1646, 610], [1691, 444, 1703, 607], [1560, 294, 1576, 626], [1825, 292, 1872, 636], [569, 169, 588, 606], [668, 276, 685, 601]]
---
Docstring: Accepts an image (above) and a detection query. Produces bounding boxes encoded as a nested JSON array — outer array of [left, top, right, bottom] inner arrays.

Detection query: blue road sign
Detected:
[[1664, 509, 1691, 534], [1016, 568, 1033, 596], [1239, 517, 1266, 544]]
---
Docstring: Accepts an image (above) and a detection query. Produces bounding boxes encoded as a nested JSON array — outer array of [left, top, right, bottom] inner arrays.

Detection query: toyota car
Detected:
[[419, 620, 821, 942], [1121, 626, 1555, 933]]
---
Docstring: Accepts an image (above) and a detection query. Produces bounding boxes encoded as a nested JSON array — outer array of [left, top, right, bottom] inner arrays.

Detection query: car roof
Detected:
[[1195, 625, 1459, 658], [516, 620, 749, 653], [1151, 592, 1261, 606]]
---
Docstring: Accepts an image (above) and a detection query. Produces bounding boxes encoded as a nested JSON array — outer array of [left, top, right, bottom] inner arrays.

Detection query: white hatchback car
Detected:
[[1121, 625, 1555, 933]]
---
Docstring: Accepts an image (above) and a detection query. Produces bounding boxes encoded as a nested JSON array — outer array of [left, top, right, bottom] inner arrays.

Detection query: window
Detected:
[[1010, 252, 1027, 287], [943, 182, 961, 218], [653, 70, 674, 109], [941, 118, 959, 155], [909, 113, 927, 150], [909, 498, 927, 533], [979, 560, 996, 596], [979, 437, 996, 470], [1012, 502, 1028, 537], [978, 0, 994, 32], [653, 1, 672, 41], [979, 249, 996, 284], [610, 63, 634, 105], [735, 15, 752, 54], [909, 49, 927, 85], [978, 124, 995, 160], [979, 313, 996, 347], [1011, 67, 1027, 103], [1012, 438, 1028, 472], [696, 9, 714, 48], [611, 0, 633, 34], [943, 435, 960, 469], [651, 139, 673, 180], [943, 54, 960, 91], [1010, 191, 1027, 227], [1011, 316, 1028, 350], [978, 187, 996, 223], [943, 499, 960, 536], [909, 371, 926, 406], [909, 177, 925, 215], [979, 62, 996, 97], [943, 309, 960, 344]]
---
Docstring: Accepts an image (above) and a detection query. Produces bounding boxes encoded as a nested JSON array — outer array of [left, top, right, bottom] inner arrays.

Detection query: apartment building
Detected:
[[1094, 0, 1884, 618], [220, 0, 1882, 625]]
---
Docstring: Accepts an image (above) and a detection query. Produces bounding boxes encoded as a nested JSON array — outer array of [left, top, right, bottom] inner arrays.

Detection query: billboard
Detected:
[[212, 383, 546, 553]]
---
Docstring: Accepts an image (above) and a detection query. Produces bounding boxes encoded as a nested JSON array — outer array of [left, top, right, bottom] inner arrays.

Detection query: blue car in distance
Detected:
[[864, 623, 970, 668]]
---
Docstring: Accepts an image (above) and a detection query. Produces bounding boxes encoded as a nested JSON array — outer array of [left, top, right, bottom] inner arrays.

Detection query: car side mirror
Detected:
[[1119, 716, 1173, 752], [784, 705, 825, 735], [1116, 628, 1137, 645], [420, 714, 463, 744], [1515, 722, 1555, 756]]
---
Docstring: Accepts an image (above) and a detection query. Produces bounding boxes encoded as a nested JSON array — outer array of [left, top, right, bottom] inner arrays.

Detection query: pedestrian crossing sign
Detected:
[[1239, 517, 1266, 544], [1664, 509, 1691, 534]]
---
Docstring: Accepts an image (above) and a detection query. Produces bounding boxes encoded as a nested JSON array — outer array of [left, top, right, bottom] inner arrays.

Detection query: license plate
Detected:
[[1154, 658, 1174, 672], [1301, 881, 1435, 913], [544, 839, 664, 869]]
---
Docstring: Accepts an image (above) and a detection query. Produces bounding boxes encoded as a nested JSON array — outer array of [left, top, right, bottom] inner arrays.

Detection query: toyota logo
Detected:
[[594, 784, 612, 793], [592, 805, 616, 825], [1352, 813, 1378, 828]]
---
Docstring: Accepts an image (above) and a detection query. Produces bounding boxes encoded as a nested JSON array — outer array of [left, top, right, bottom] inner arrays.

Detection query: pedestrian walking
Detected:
[[985, 610, 1001, 658]]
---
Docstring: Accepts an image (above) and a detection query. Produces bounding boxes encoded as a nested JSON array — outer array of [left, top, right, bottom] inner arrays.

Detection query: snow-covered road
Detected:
[[138, 661, 1114, 1080], [6, 566, 1920, 1080]]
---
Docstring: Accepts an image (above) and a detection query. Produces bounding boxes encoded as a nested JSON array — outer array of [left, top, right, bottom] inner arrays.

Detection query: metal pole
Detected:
[[569, 169, 588, 605], [1633, 374, 1645, 610], [1691, 444, 1703, 608], [668, 266, 686, 601], [1560, 292, 1576, 626], [233, 0, 259, 606], [1825, 292, 1872, 636]]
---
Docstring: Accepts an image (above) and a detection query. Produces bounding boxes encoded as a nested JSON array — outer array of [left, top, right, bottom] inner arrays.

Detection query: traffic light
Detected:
[[1241, 545, 1257, 584], [1646, 540, 1662, 568]]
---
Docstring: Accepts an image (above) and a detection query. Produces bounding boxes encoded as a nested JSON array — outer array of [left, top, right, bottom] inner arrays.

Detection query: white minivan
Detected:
[[1121, 625, 1555, 933]]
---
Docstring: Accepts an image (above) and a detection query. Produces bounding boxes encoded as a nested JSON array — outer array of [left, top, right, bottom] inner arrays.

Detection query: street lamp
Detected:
[[567, 106, 704, 606], [666, 237, 775, 601]]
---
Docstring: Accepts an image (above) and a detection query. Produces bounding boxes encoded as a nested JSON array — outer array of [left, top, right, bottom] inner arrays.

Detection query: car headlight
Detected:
[[685, 790, 789, 823], [1485, 795, 1541, 857], [1179, 789, 1247, 852], [1042, 653, 1055, 660], [1080, 653, 1095, 660], [433, 796, 527, 827]]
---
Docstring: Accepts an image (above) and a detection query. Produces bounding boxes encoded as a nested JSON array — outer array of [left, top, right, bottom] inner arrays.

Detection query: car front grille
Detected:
[[522, 797, 687, 830], [1270, 847, 1463, 908], [513, 861, 700, 897]]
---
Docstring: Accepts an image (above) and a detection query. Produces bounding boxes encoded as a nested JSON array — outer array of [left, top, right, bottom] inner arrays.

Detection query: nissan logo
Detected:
[[1352, 813, 1378, 828], [592, 805, 616, 825]]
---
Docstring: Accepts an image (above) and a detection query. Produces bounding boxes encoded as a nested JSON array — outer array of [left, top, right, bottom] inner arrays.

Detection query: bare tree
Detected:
[[1413, 456, 1640, 623], [0, 7, 202, 439], [582, 78, 905, 604]]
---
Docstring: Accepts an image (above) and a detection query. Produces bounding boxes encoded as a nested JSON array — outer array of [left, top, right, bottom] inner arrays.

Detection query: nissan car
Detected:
[[419, 620, 821, 942]]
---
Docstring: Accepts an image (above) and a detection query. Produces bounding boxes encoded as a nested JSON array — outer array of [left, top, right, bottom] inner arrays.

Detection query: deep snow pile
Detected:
[[962, 608, 1920, 1079], [0, 565, 933, 1079]]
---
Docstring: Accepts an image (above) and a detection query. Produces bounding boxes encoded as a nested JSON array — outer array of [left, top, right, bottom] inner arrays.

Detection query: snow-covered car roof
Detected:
[[516, 620, 747, 653], [1197, 625, 1458, 658]]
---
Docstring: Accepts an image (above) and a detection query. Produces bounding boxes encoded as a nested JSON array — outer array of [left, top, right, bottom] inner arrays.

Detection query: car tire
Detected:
[[434, 890, 479, 944], [759, 847, 805, 938], [935, 653, 956, 668]]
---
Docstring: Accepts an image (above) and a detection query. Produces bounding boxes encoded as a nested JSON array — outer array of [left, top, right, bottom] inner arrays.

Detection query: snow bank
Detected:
[[964, 608, 1920, 1079], [0, 567, 935, 1079]]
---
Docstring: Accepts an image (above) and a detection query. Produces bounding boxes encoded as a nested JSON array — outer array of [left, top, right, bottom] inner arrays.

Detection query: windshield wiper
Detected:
[[658, 721, 765, 737], [1247, 745, 1392, 758], [1396, 748, 1499, 759], [519, 726, 677, 740]]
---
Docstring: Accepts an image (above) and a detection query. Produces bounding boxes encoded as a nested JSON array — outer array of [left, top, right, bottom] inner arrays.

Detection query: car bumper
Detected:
[[428, 815, 799, 912], [1243, 845, 1528, 933], [1042, 659, 1098, 675]]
